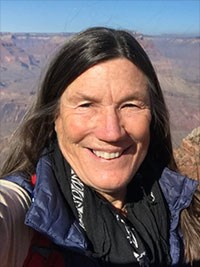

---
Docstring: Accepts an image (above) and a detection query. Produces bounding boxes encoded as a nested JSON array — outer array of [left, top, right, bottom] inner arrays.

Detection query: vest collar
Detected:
[[25, 154, 88, 252]]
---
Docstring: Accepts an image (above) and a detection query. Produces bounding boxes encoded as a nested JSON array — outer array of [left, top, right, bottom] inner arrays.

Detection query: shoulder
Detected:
[[159, 168, 199, 212], [0, 179, 32, 235], [0, 179, 32, 206], [0, 179, 34, 267], [158, 168, 199, 265]]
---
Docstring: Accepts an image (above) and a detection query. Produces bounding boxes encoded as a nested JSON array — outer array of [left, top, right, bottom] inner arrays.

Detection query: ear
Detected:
[[54, 115, 60, 134]]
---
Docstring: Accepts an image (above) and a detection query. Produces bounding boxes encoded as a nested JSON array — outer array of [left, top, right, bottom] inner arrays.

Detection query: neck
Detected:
[[96, 188, 127, 210]]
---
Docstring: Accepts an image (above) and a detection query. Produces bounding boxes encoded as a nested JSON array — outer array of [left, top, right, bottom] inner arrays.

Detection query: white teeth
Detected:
[[93, 150, 121, 159]]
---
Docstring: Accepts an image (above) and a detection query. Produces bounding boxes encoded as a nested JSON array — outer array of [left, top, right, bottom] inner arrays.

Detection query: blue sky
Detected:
[[1, 0, 199, 35]]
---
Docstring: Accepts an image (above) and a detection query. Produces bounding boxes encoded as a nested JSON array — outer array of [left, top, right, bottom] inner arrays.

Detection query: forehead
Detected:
[[63, 58, 149, 101]]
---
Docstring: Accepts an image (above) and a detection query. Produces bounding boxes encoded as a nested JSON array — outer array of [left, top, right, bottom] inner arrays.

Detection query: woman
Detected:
[[0, 27, 199, 267]]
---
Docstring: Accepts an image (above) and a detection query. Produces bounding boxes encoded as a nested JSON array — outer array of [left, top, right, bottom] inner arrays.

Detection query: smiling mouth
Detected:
[[92, 150, 122, 160]]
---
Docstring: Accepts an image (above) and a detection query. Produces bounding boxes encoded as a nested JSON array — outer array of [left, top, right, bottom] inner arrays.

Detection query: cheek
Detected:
[[125, 113, 151, 143], [55, 113, 89, 145]]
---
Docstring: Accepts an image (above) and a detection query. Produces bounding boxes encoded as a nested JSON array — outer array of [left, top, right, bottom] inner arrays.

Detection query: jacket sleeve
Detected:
[[0, 180, 34, 267]]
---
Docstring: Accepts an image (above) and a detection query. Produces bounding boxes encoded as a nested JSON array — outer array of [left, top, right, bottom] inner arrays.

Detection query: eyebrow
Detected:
[[66, 92, 98, 102], [119, 91, 149, 102]]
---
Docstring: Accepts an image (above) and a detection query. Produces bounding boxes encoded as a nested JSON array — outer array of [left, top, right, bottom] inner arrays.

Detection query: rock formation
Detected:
[[174, 127, 200, 180]]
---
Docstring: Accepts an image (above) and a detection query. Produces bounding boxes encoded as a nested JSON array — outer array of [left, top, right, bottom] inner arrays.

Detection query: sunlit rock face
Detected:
[[174, 127, 200, 180]]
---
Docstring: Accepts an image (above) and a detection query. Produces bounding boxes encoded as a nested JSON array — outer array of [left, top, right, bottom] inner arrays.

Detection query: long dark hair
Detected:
[[1, 27, 176, 177]]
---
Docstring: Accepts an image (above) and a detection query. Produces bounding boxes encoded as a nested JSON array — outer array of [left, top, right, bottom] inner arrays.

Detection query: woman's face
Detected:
[[55, 58, 151, 203]]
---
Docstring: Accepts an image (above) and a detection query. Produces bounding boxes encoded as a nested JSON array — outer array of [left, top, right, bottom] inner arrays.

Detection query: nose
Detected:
[[95, 107, 125, 142]]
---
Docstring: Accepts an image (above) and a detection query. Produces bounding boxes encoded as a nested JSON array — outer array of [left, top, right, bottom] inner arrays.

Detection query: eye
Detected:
[[121, 103, 139, 109], [78, 102, 92, 108]]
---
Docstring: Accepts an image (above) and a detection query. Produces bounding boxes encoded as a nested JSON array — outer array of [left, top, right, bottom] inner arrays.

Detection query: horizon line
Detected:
[[1, 31, 199, 38]]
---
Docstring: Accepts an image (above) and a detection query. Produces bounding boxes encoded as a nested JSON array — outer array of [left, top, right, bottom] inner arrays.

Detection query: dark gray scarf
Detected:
[[50, 142, 171, 267]]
